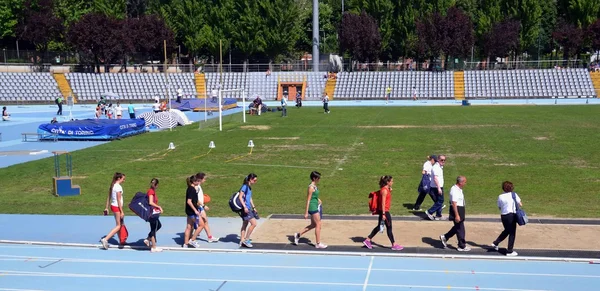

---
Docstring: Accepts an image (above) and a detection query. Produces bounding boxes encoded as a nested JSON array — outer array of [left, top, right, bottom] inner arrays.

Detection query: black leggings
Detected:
[[368, 212, 395, 244], [494, 213, 517, 252], [148, 215, 162, 240]]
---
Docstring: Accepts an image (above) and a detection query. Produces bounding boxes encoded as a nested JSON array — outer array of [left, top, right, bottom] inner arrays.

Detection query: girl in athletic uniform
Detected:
[[145, 178, 163, 252], [101, 172, 126, 250], [293, 171, 327, 248], [191, 172, 219, 243], [363, 175, 404, 251]]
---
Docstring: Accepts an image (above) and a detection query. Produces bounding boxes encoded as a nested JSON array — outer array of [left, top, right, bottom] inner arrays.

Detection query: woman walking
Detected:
[[238, 173, 259, 248], [191, 172, 219, 243], [183, 175, 202, 248], [492, 181, 522, 257], [100, 172, 126, 250], [363, 175, 404, 251], [144, 178, 163, 252], [413, 155, 437, 211], [293, 171, 327, 249]]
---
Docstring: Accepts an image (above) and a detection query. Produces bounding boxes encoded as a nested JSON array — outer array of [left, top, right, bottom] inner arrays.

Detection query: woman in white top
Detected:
[[413, 155, 437, 211], [190, 172, 219, 243], [115, 102, 123, 119], [101, 172, 126, 250], [492, 181, 522, 257]]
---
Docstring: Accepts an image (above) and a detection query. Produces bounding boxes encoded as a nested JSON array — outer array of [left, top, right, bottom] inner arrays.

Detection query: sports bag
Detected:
[[117, 218, 128, 245], [417, 173, 431, 193], [129, 191, 152, 221], [368, 190, 381, 214], [229, 191, 243, 212], [512, 192, 528, 226]]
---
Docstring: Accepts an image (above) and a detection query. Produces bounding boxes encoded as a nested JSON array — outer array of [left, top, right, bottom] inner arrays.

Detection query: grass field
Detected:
[[0, 105, 599, 218]]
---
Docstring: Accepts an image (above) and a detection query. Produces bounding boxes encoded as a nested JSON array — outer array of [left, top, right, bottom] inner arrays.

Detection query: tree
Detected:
[[442, 6, 474, 58], [587, 19, 600, 61], [339, 11, 381, 62], [552, 18, 584, 60], [415, 11, 444, 61], [0, 0, 24, 39], [68, 13, 128, 72], [126, 14, 174, 62], [93, 0, 126, 19], [17, 0, 64, 62], [483, 18, 521, 60], [231, 0, 266, 61], [258, 0, 303, 62], [568, 0, 600, 28], [348, 0, 395, 60], [127, 0, 148, 18]]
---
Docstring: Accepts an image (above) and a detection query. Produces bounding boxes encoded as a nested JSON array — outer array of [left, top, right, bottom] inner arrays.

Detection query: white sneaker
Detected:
[[151, 247, 163, 253], [440, 235, 447, 248], [506, 251, 518, 257], [100, 238, 109, 250], [315, 243, 328, 249], [293, 233, 300, 245], [491, 243, 499, 251], [207, 237, 220, 243], [188, 240, 200, 248], [442, 204, 447, 209], [143, 239, 150, 247], [425, 212, 435, 221], [457, 246, 471, 252]]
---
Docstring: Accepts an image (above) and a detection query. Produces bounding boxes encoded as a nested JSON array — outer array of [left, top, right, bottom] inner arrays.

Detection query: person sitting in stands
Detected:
[[160, 101, 168, 112], [152, 100, 160, 113], [50, 117, 58, 124], [2, 106, 10, 121]]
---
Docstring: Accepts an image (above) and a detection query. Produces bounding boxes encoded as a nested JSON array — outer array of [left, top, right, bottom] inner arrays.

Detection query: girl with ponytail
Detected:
[[183, 175, 201, 248], [238, 173, 258, 248], [144, 178, 163, 252], [362, 175, 404, 251], [100, 172, 126, 250]]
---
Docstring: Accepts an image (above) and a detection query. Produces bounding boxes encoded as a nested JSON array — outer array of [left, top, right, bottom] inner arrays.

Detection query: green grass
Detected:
[[1, 105, 599, 218]]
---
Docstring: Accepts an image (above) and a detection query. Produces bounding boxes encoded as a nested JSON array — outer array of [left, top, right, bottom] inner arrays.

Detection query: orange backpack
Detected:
[[368, 190, 381, 214]]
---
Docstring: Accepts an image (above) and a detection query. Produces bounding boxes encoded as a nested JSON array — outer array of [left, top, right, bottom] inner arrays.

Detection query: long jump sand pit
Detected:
[[253, 216, 600, 251]]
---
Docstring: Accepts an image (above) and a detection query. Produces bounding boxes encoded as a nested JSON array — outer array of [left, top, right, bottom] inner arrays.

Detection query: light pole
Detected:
[[3, 49, 6, 63]]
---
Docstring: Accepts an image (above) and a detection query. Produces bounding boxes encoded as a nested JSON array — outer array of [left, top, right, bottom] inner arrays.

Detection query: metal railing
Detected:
[[463, 60, 585, 70]]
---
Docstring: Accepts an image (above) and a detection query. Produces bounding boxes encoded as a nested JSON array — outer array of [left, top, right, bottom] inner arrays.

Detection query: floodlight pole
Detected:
[[164, 40, 172, 131], [242, 89, 246, 123], [312, 0, 320, 72]]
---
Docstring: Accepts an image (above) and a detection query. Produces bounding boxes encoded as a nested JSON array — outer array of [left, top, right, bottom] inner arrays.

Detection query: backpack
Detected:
[[117, 218, 128, 245], [128, 191, 152, 221], [368, 190, 381, 214], [417, 173, 431, 193], [229, 191, 243, 212]]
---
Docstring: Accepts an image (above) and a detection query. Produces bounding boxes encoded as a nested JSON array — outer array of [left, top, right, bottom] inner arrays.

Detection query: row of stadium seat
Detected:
[[0, 69, 597, 103]]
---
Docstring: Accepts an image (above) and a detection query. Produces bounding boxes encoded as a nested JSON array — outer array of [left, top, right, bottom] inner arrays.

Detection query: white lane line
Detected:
[[0, 255, 598, 279], [363, 256, 374, 291], [0, 270, 551, 290]]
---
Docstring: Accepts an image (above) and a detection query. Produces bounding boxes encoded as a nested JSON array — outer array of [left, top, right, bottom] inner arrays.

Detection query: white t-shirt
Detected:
[[429, 163, 444, 188], [498, 192, 522, 215], [196, 184, 204, 206], [422, 161, 432, 175], [110, 183, 123, 207], [152, 103, 160, 111], [115, 106, 123, 116], [449, 184, 465, 207]]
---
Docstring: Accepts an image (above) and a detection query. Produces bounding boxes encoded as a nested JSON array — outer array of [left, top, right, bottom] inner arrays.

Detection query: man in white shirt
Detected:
[[440, 176, 470, 251], [425, 155, 446, 220]]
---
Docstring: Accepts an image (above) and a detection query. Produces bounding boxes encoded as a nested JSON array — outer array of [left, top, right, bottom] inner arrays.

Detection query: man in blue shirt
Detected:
[[128, 102, 136, 119]]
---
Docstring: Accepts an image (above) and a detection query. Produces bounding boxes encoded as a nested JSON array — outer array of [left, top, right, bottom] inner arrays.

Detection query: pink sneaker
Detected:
[[391, 244, 404, 251], [363, 239, 373, 249]]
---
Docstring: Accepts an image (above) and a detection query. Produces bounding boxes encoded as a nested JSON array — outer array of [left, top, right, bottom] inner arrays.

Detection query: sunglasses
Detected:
[[439, 159, 446, 161]]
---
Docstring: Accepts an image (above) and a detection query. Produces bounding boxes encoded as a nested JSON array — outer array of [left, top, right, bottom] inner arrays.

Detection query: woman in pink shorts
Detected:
[[101, 172, 126, 249]]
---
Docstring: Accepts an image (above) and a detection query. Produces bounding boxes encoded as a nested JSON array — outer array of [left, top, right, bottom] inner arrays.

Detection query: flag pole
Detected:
[[164, 40, 172, 131]]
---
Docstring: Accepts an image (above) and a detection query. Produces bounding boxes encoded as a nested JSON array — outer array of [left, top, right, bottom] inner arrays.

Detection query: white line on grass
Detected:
[[0, 270, 551, 291], [363, 256, 374, 291], [1, 255, 599, 279], [228, 163, 315, 169]]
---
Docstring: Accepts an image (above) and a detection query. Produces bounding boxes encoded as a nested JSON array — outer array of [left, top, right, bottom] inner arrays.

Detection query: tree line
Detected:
[[1, 0, 600, 67]]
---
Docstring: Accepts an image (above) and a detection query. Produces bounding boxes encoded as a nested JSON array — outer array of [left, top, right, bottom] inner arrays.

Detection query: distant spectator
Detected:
[[55, 96, 63, 115], [322, 93, 330, 114], [152, 100, 160, 113], [211, 88, 218, 103], [2, 106, 10, 121], [50, 117, 58, 124], [266, 69, 271, 77], [115, 102, 123, 119], [106, 104, 114, 119], [176, 87, 183, 103], [253, 96, 263, 116], [128, 102, 136, 119]]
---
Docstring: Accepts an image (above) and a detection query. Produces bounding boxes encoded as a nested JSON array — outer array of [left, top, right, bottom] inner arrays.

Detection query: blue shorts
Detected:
[[240, 210, 258, 221], [308, 204, 323, 219], [193, 207, 205, 228]]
